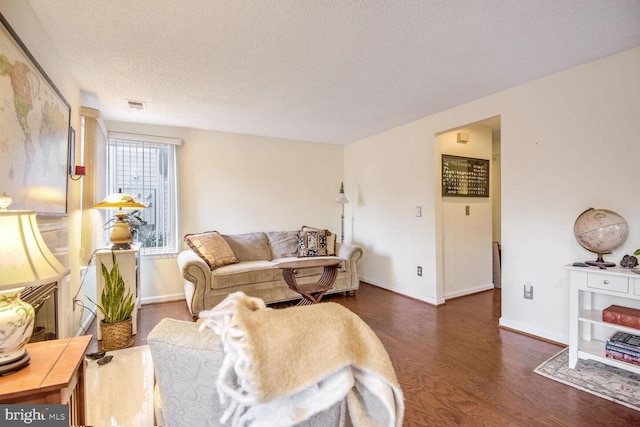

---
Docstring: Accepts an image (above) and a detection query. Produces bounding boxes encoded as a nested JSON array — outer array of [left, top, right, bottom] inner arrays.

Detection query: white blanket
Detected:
[[199, 292, 404, 427]]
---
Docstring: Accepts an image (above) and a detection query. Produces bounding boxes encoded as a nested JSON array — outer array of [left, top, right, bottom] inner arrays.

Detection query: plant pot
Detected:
[[100, 317, 133, 351]]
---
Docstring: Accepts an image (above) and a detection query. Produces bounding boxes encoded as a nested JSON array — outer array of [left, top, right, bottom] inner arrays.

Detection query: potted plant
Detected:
[[88, 250, 135, 351]]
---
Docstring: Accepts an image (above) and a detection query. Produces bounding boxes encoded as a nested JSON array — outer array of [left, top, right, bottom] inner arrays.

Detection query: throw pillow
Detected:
[[298, 228, 329, 257], [301, 225, 336, 255], [184, 231, 239, 270]]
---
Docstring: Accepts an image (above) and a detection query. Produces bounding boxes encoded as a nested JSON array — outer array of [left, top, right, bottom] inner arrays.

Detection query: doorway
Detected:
[[436, 116, 501, 300]]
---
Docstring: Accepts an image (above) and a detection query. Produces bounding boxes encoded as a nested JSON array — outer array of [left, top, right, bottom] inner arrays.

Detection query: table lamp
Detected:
[[0, 204, 69, 375], [335, 182, 349, 243], [94, 189, 146, 250]]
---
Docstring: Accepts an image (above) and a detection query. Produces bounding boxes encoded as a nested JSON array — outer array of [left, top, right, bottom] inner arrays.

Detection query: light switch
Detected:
[[416, 206, 422, 217], [465, 205, 470, 215]]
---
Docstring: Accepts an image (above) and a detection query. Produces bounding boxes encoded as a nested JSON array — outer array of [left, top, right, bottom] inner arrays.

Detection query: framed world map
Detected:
[[0, 13, 70, 216]]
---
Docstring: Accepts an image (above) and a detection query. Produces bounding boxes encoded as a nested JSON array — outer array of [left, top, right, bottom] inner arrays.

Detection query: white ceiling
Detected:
[[27, 0, 640, 145]]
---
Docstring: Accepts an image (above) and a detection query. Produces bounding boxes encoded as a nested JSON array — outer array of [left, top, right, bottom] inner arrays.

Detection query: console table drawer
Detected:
[[586, 272, 628, 293]]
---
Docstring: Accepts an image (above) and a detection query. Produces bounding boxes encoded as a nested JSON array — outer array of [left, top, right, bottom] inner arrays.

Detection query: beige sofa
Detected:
[[177, 230, 363, 317]]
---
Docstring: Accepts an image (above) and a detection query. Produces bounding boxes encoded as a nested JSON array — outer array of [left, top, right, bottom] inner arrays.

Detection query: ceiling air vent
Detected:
[[127, 100, 146, 110]]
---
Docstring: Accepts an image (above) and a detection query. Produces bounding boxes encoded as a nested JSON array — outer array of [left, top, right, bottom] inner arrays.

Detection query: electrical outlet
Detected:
[[417, 266, 422, 276], [524, 282, 533, 300]]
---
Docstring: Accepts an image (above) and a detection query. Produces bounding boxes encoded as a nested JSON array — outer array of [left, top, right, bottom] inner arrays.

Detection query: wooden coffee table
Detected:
[[274, 258, 342, 305]]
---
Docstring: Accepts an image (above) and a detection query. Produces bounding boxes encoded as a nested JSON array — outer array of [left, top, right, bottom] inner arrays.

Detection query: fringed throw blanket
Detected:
[[199, 292, 404, 427]]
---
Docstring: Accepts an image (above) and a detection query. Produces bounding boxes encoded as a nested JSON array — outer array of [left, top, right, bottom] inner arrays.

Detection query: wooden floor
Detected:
[[87, 283, 640, 425]]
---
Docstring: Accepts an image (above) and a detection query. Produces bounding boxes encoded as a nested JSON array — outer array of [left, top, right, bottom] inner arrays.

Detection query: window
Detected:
[[106, 132, 182, 255]]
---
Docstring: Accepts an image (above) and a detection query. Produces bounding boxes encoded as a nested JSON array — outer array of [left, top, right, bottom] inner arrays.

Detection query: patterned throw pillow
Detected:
[[301, 226, 336, 255], [184, 231, 239, 270], [298, 228, 329, 257]]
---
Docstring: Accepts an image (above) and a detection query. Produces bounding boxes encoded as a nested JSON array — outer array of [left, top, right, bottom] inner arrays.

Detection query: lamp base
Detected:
[[0, 350, 30, 376], [110, 214, 133, 249], [111, 242, 132, 250], [0, 286, 35, 373]]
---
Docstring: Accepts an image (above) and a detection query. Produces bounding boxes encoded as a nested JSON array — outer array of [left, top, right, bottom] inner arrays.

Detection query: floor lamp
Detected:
[[335, 182, 349, 243], [0, 200, 69, 375]]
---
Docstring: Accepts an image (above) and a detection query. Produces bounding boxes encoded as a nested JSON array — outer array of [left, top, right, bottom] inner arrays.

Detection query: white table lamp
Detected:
[[0, 207, 69, 374], [94, 189, 146, 249]]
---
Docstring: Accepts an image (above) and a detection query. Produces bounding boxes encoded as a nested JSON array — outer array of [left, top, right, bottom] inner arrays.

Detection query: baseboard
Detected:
[[499, 316, 566, 345], [141, 293, 185, 305], [359, 277, 443, 305], [444, 283, 495, 300]]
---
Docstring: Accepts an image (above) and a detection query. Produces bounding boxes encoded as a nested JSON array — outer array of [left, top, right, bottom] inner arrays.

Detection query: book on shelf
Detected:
[[605, 348, 640, 366], [607, 331, 640, 353], [602, 305, 640, 329], [605, 341, 640, 358]]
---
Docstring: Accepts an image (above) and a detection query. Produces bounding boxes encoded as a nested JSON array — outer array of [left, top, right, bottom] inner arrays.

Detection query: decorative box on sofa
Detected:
[[177, 230, 363, 317]]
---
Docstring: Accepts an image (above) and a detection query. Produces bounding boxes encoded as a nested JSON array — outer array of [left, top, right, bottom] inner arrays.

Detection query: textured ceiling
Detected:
[[27, 0, 640, 144]]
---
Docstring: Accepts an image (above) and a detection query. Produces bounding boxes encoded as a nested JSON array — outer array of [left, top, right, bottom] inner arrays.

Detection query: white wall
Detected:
[[106, 121, 346, 303], [0, 1, 83, 338], [346, 47, 640, 343]]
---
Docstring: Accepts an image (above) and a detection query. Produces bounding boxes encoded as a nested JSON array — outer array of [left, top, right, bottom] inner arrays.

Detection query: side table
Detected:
[[274, 257, 342, 305], [0, 335, 91, 426]]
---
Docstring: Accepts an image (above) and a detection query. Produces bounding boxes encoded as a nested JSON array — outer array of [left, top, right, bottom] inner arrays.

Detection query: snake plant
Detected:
[[89, 250, 135, 323]]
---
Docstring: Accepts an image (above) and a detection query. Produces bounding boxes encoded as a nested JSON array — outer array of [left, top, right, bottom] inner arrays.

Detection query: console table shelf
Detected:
[[567, 265, 640, 375]]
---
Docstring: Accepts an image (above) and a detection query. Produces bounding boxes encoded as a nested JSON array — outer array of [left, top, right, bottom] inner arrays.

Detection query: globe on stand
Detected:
[[573, 208, 629, 267]]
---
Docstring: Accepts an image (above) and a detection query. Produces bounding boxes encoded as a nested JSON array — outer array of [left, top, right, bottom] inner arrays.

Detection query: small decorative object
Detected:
[[88, 251, 135, 351], [97, 355, 114, 366], [573, 208, 629, 267], [0, 193, 12, 210], [93, 189, 146, 249], [620, 255, 638, 269], [85, 351, 106, 360]]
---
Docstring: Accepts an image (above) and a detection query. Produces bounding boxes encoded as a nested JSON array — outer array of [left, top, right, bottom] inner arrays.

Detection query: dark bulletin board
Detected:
[[442, 154, 490, 197]]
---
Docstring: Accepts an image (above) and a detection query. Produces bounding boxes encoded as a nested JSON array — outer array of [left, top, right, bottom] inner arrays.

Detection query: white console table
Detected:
[[95, 244, 141, 339], [567, 264, 640, 374]]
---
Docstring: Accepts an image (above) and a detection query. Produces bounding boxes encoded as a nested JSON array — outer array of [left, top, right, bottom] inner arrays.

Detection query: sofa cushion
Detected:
[[267, 231, 299, 259], [211, 261, 281, 289], [302, 226, 336, 255], [223, 232, 272, 261], [184, 231, 238, 270]]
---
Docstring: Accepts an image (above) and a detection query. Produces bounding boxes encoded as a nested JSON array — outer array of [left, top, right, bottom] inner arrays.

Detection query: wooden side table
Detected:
[[274, 258, 342, 305], [0, 335, 91, 425]]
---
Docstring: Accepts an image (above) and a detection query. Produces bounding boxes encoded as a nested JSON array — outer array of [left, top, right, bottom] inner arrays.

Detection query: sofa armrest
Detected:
[[148, 319, 224, 427], [336, 242, 363, 289], [177, 249, 212, 316], [336, 241, 363, 263]]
